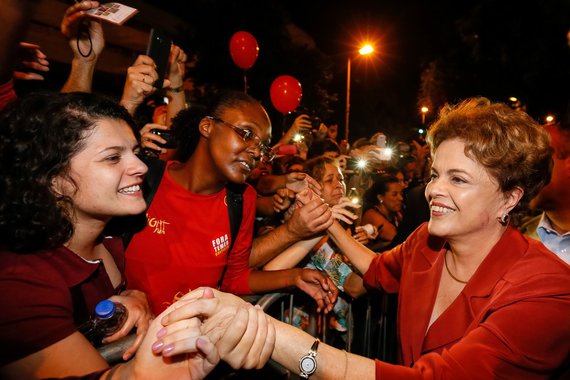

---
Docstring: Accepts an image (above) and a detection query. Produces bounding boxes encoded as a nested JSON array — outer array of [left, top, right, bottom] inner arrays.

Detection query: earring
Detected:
[[379, 199, 384, 204], [497, 213, 510, 226]]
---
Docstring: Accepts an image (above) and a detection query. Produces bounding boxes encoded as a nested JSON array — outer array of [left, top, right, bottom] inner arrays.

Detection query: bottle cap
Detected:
[[95, 300, 116, 319]]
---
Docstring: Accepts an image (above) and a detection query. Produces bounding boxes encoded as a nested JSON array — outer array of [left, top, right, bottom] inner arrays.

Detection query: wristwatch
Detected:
[[299, 338, 319, 378]]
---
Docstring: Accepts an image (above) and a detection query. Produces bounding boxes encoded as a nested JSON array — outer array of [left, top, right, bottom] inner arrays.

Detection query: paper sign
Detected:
[[85, 2, 138, 25]]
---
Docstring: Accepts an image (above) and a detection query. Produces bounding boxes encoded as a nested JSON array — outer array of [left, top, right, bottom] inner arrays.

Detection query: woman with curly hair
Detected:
[[0, 92, 271, 379]]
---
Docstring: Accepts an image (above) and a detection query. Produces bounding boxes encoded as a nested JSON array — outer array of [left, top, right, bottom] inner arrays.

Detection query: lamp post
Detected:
[[345, 44, 374, 142], [420, 106, 429, 125]]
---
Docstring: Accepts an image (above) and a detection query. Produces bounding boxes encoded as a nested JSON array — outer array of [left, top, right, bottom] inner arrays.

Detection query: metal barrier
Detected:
[[253, 291, 354, 350], [254, 291, 398, 363], [97, 334, 136, 365], [97, 291, 398, 369]]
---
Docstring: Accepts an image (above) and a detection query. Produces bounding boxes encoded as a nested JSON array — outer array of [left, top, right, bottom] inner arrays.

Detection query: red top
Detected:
[[364, 223, 570, 379], [125, 161, 255, 314], [0, 237, 124, 366]]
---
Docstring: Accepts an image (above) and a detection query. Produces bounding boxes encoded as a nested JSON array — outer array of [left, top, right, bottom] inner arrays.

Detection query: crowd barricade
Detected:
[[97, 290, 398, 373], [251, 289, 398, 367]]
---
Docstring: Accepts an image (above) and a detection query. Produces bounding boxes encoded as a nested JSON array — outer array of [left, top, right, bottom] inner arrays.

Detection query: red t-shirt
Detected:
[[0, 237, 124, 366], [125, 161, 255, 314]]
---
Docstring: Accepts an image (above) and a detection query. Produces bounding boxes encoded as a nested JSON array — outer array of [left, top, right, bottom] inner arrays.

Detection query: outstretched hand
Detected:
[[13, 42, 49, 80], [295, 187, 316, 206], [330, 197, 360, 225], [352, 226, 370, 245], [128, 289, 220, 380], [286, 193, 333, 239], [294, 268, 339, 314], [285, 172, 322, 196], [159, 288, 275, 370], [273, 187, 296, 213]]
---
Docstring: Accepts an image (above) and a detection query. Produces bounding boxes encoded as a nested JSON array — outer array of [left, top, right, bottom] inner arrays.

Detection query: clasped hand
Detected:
[[155, 288, 275, 369]]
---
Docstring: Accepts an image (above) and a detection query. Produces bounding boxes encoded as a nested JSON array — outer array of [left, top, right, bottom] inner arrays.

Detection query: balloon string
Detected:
[[243, 71, 248, 95], [282, 114, 288, 136]]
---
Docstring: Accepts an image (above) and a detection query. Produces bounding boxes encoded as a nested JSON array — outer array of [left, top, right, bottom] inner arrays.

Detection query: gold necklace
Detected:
[[444, 252, 468, 284]]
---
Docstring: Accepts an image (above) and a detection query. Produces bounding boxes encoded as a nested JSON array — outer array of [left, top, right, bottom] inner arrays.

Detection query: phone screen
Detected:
[[146, 28, 171, 88]]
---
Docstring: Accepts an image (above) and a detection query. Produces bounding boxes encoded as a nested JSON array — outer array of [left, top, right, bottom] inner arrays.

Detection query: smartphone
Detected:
[[150, 129, 177, 149], [146, 28, 171, 88]]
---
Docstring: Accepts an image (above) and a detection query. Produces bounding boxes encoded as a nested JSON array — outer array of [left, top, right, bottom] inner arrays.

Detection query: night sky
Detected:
[[29, 0, 569, 143], [146, 0, 567, 142], [280, 0, 569, 139]]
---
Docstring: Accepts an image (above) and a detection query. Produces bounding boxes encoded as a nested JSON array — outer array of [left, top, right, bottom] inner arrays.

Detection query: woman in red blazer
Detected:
[[160, 97, 570, 379]]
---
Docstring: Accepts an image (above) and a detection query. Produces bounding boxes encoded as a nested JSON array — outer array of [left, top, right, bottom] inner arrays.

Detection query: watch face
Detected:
[[300, 356, 317, 374]]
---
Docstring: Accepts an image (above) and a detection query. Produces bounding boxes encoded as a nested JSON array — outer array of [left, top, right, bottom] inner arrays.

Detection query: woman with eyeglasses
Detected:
[[0, 92, 273, 379], [126, 90, 338, 316]]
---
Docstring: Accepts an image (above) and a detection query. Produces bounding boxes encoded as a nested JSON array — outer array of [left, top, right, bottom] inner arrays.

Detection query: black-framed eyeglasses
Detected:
[[206, 116, 274, 162]]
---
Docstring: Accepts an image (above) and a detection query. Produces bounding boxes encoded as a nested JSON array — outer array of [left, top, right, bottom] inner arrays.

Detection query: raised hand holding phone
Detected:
[[146, 28, 172, 89], [119, 55, 163, 115]]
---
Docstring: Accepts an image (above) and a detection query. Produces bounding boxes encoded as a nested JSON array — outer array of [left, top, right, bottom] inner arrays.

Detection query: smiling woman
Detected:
[[127, 90, 338, 319], [0, 92, 245, 380], [0, 92, 146, 254], [55, 117, 148, 224]]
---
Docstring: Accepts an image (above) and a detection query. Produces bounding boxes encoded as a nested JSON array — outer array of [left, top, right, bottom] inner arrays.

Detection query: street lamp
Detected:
[[420, 106, 429, 124], [345, 44, 374, 142]]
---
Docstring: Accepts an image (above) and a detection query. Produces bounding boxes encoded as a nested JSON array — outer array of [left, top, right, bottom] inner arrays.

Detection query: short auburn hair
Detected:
[[427, 97, 552, 213]]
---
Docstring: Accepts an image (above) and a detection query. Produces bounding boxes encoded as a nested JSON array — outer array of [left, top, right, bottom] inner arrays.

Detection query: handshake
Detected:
[[130, 287, 275, 379]]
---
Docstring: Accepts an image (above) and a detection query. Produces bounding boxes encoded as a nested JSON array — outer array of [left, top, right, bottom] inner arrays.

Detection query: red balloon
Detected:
[[270, 75, 303, 114], [229, 31, 259, 70]]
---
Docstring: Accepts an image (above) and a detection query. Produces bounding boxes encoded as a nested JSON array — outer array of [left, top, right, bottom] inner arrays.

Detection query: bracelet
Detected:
[[167, 85, 184, 93]]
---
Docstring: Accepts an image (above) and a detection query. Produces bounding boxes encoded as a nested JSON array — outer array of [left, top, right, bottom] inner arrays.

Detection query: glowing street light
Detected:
[[508, 96, 524, 111], [420, 106, 429, 124], [345, 43, 375, 142], [359, 44, 374, 55]]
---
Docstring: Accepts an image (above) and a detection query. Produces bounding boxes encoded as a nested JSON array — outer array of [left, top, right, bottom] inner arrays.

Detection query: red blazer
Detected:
[[363, 223, 570, 379]]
